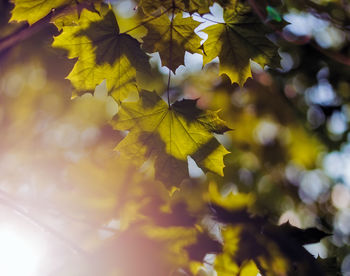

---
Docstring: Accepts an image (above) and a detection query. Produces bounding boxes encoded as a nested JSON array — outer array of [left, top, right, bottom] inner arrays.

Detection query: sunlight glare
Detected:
[[0, 226, 45, 276]]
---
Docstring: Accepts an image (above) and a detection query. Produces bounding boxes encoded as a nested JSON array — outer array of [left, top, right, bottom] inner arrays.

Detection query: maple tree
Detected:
[[0, 0, 350, 275]]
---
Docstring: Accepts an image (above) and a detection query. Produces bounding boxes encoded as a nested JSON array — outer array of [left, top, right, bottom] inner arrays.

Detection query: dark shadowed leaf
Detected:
[[139, 0, 213, 15], [278, 222, 330, 245], [52, 5, 150, 101], [142, 13, 202, 72], [186, 232, 222, 261], [317, 257, 341, 276], [211, 204, 327, 275], [202, 2, 280, 86], [112, 90, 230, 188]]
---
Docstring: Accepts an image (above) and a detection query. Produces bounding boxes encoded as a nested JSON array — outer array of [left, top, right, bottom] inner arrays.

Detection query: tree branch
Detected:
[[0, 2, 96, 55], [0, 19, 48, 55]]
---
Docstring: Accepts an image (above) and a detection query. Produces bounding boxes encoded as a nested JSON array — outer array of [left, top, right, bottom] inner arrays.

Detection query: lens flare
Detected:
[[0, 226, 44, 276]]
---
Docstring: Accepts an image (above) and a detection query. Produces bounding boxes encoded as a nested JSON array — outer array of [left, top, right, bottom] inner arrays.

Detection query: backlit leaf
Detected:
[[202, 3, 280, 86], [52, 5, 150, 101], [143, 13, 202, 72], [10, 0, 100, 25], [139, 0, 213, 15], [112, 90, 230, 187], [10, 0, 72, 24]]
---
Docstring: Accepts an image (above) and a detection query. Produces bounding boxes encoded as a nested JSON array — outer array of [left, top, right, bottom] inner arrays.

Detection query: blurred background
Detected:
[[0, 0, 350, 275]]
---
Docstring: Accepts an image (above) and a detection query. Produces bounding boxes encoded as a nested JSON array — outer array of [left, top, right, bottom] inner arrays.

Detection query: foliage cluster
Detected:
[[0, 0, 350, 275]]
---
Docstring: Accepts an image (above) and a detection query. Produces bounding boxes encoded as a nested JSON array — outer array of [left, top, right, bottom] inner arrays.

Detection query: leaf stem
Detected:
[[166, 2, 175, 108], [166, 68, 172, 107]]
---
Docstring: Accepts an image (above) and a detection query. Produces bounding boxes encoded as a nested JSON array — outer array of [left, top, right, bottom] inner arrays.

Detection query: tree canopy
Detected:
[[0, 0, 350, 275]]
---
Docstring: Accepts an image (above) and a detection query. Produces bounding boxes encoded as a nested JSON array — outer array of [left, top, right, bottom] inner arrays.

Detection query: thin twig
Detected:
[[0, 20, 47, 54], [166, 69, 172, 107], [312, 43, 350, 66], [0, 190, 87, 256], [123, 8, 171, 34], [191, 14, 224, 24], [56, 212, 119, 233], [247, 0, 266, 21], [166, 2, 176, 108], [180, 9, 224, 25], [0, 189, 119, 233], [200, 16, 224, 24], [0, 2, 91, 55]]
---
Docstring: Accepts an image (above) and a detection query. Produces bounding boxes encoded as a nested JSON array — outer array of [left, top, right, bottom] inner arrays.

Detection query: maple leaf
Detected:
[[277, 222, 330, 245], [139, 0, 213, 15], [52, 5, 150, 101], [214, 0, 238, 9], [317, 257, 341, 276], [142, 13, 202, 72], [10, 0, 100, 25], [10, 0, 72, 24], [212, 205, 329, 276], [112, 90, 230, 188], [202, 3, 280, 86]]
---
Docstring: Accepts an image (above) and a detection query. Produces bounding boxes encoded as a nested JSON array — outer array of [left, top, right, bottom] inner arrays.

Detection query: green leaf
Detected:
[[10, 0, 71, 24], [112, 90, 230, 188], [266, 5, 282, 22], [139, 0, 213, 15], [52, 5, 150, 101], [202, 3, 280, 86], [143, 13, 202, 72]]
